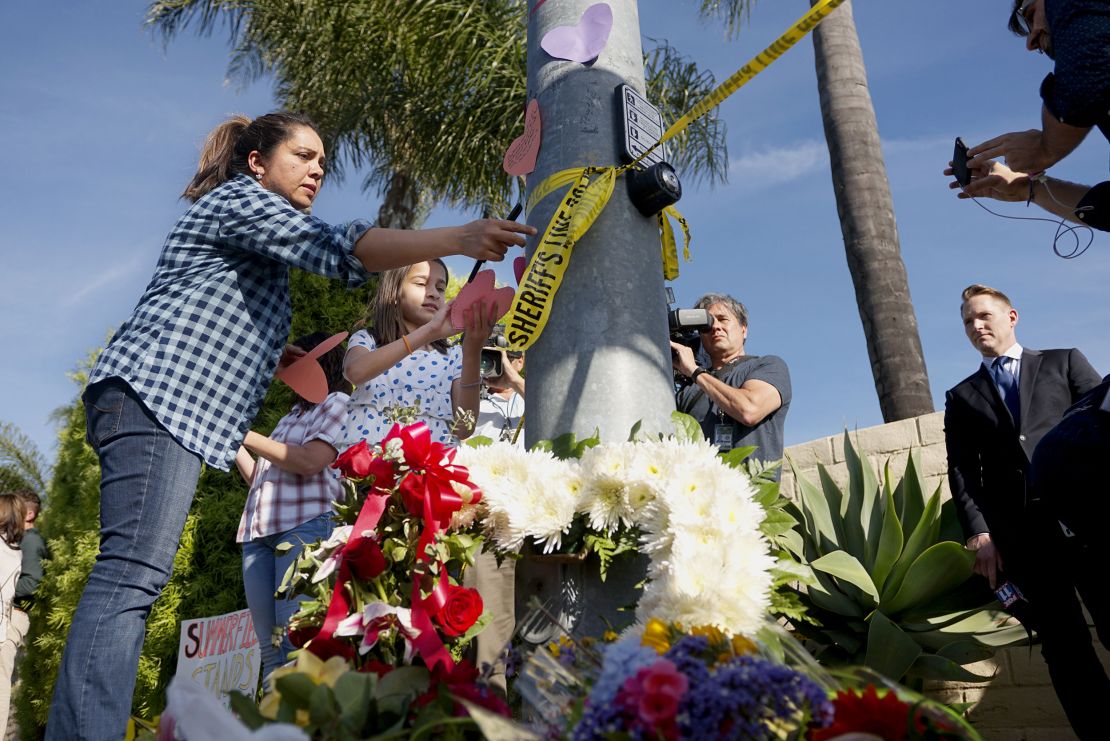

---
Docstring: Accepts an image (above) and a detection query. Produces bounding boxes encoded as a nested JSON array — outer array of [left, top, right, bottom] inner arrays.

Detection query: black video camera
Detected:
[[668, 308, 713, 355]]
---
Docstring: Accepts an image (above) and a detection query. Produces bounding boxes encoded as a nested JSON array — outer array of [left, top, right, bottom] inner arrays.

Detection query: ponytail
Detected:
[[183, 115, 250, 202], [182, 111, 319, 202]]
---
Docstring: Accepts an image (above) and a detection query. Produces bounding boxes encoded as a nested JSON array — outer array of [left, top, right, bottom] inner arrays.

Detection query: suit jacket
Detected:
[[944, 347, 1101, 552]]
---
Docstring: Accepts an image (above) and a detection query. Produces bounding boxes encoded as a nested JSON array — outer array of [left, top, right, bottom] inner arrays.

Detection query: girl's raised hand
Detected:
[[425, 301, 457, 341], [462, 298, 499, 347], [458, 219, 535, 261]]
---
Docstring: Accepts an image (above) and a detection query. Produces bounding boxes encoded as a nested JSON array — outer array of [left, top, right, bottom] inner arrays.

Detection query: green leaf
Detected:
[[334, 672, 373, 727], [790, 460, 840, 551], [807, 574, 865, 618], [464, 435, 494, 448], [375, 665, 429, 705], [309, 683, 338, 726], [906, 653, 995, 683], [275, 673, 318, 710], [458, 610, 492, 644], [843, 432, 880, 568], [670, 411, 703, 444], [881, 490, 941, 603], [897, 451, 927, 534], [627, 419, 643, 442], [882, 542, 976, 616], [865, 611, 922, 682], [871, 487, 904, 594], [759, 507, 798, 539], [227, 691, 267, 730], [719, 446, 757, 469], [811, 551, 879, 606], [275, 541, 296, 555]]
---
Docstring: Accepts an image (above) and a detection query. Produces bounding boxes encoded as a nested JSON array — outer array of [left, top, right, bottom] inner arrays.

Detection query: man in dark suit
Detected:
[[945, 283, 1104, 739]]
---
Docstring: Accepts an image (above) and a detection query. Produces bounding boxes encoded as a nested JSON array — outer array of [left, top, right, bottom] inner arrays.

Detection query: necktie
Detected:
[[991, 357, 1021, 428]]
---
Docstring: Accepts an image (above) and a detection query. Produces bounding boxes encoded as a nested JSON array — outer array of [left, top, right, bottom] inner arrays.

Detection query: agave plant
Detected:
[[781, 432, 1025, 686]]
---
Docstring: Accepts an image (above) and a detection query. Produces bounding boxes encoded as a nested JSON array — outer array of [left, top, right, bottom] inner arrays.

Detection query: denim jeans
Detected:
[[46, 378, 202, 741], [242, 512, 332, 679]]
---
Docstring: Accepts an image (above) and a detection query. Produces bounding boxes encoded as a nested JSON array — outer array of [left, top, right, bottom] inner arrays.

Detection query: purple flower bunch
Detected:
[[572, 635, 832, 740]]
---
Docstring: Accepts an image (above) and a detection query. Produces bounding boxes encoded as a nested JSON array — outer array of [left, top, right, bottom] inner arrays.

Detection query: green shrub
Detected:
[[16, 271, 371, 736]]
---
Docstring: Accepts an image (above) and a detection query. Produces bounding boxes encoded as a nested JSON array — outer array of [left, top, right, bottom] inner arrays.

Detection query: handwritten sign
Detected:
[[503, 99, 542, 177], [175, 608, 261, 706]]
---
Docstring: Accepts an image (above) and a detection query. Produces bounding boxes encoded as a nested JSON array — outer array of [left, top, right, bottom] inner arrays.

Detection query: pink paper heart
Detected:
[[540, 3, 613, 64], [513, 255, 527, 285], [450, 270, 516, 331], [275, 332, 348, 404], [503, 99, 542, 177]]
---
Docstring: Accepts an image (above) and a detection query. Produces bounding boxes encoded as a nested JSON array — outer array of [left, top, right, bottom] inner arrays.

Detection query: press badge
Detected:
[[713, 424, 733, 451]]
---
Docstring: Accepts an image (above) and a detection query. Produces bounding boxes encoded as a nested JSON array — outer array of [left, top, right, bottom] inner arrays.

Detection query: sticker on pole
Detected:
[[617, 84, 666, 167]]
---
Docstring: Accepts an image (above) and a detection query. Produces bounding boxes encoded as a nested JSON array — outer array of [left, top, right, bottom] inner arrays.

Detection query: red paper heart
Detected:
[[450, 271, 516, 331], [513, 255, 527, 285], [502, 99, 541, 177]]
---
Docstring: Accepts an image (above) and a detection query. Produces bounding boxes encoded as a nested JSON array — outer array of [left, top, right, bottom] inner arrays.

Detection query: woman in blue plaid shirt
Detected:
[[47, 112, 535, 741]]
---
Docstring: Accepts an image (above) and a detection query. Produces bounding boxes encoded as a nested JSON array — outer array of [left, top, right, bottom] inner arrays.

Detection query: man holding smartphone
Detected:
[[949, 0, 1110, 230]]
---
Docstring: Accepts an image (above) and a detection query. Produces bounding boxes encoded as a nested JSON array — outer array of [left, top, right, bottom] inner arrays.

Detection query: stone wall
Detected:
[[780, 412, 1105, 741]]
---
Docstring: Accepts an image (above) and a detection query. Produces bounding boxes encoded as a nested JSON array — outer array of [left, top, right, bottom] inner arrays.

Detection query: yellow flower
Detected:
[[259, 650, 351, 722], [547, 641, 561, 657], [603, 630, 619, 642], [691, 624, 726, 645], [731, 634, 757, 656], [641, 618, 671, 654]]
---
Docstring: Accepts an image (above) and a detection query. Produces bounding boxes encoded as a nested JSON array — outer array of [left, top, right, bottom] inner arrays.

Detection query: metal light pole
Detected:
[[516, 0, 669, 642], [523, 0, 675, 447]]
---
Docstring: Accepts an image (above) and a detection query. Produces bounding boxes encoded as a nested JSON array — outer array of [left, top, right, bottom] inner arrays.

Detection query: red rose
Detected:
[[358, 660, 393, 678], [305, 635, 356, 661], [333, 440, 375, 478], [347, 536, 387, 581], [435, 585, 484, 637], [287, 622, 320, 649], [333, 441, 396, 488]]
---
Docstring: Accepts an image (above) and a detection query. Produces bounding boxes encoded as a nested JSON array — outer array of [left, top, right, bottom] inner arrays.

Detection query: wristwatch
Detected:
[[690, 367, 707, 383]]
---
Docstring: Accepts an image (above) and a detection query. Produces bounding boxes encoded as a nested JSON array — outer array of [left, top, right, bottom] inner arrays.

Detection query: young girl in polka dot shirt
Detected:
[[340, 259, 497, 449]]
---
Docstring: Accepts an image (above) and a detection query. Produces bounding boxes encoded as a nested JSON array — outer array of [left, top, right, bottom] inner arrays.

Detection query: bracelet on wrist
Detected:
[[401, 334, 414, 354], [690, 367, 707, 383], [460, 379, 482, 388]]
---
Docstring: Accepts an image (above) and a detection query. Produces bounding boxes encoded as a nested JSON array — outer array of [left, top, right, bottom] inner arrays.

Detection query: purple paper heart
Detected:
[[513, 256, 527, 285], [540, 3, 613, 64]]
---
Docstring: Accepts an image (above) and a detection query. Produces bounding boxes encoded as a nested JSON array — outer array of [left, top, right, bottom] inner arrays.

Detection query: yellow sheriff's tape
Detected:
[[659, 204, 690, 281], [504, 167, 592, 350], [510, 0, 845, 351]]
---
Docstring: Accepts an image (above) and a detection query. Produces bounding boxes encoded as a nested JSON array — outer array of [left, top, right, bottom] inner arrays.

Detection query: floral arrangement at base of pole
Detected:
[[191, 422, 509, 739]]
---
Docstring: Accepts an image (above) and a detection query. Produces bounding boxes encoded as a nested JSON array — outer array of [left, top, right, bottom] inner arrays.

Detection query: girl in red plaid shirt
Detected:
[[234, 332, 349, 678]]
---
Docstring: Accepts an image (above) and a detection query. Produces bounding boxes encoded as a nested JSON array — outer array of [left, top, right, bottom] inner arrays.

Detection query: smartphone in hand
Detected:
[[953, 137, 972, 187]]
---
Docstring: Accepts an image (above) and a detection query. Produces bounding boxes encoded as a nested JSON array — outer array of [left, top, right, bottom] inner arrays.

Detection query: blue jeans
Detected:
[[242, 513, 332, 679], [47, 379, 202, 741]]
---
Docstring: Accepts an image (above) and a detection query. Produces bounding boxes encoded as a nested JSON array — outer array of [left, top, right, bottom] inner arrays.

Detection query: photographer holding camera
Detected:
[[670, 293, 791, 474], [472, 342, 525, 444]]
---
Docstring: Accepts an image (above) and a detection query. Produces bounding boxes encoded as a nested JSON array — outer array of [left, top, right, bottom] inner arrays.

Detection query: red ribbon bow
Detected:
[[309, 423, 481, 675]]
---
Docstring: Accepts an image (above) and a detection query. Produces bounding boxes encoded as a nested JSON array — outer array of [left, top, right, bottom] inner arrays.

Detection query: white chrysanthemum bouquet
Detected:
[[454, 414, 781, 637]]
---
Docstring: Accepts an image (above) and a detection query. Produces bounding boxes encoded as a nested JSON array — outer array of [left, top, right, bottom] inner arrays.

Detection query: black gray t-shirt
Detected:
[[676, 355, 792, 468]]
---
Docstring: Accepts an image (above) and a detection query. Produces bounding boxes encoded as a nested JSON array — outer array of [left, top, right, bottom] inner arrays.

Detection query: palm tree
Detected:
[[0, 421, 48, 497], [695, 0, 934, 421], [146, 0, 727, 228], [810, 0, 932, 420]]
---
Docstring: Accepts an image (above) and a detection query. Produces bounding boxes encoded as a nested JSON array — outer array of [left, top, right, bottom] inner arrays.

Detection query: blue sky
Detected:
[[2, 1, 1108, 468]]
